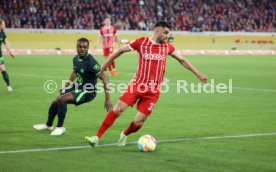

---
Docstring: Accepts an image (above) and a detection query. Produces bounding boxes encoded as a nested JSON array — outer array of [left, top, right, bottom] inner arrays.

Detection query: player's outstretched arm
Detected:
[[97, 73, 112, 111], [4, 39, 15, 59], [93, 34, 103, 49], [100, 45, 131, 73], [115, 34, 121, 48], [171, 52, 208, 83]]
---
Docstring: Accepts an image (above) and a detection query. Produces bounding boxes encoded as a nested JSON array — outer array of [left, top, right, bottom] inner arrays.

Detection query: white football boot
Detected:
[[33, 124, 54, 131], [50, 127, 66, 136], [118, 131, 128, 146], [7, 86, 13, 92], [85, 136, 99, 147]]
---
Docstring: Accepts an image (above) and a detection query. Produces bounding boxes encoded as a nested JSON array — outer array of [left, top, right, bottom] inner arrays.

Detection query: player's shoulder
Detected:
[[165, 41, 175, 48], [133, 37, 148, 43], [73, 54, 78, 61], [87, 53, 98, 63], [0, 30, 6, 37]]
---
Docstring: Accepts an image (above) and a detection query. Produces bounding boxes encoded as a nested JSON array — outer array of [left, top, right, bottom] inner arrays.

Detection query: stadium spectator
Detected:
[[0, 0, 275, 32]]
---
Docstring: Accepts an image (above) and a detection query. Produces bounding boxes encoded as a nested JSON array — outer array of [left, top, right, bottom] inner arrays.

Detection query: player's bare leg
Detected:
[[105, 56, 114, 76], [0, 64, 12, 91], [85, 100, 129, 147], [118, 111, 148, 146]]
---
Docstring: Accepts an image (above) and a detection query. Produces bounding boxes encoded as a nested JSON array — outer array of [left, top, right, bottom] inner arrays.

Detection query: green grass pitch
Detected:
[[0, 54, 275, 172]]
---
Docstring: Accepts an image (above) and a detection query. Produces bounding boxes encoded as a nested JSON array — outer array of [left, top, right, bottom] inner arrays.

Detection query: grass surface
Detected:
[[0, 54, 275, 172]]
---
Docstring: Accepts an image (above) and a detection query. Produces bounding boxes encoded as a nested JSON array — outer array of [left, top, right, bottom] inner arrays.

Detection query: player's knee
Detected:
[[57, 96, 65, 104], [52, 99, 58, 105], [113, 106, 124, 116]]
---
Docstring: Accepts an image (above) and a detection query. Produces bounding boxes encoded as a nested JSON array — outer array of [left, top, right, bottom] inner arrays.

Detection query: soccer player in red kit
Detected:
[[85, 21, 208, 147], [94, 18, 121, 77]]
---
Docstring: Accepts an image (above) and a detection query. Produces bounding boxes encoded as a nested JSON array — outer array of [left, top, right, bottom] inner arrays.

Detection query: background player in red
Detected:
[[94, 17, 121, 77], [85, 21, 208, 147]]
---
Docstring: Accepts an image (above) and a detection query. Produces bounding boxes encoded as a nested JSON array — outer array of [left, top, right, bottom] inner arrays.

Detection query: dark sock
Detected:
[[57, 102, 67, 127], [2, 71, 10, 86], [46, 102, 58, 126]]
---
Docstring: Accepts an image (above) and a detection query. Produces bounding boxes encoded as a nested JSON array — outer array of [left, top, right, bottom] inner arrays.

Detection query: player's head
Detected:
[[0, 19, 5, 30], [154, 21, 171, 44], [77, 38, 89, 57], [104, 18, 111, 27]]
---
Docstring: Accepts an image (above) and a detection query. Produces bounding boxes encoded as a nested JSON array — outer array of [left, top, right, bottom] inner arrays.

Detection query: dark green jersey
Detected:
[[0, 30, 6, 57], [73, 53, 101, 91]]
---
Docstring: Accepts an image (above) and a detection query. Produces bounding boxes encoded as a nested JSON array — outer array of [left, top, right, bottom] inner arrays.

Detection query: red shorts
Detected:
[[119, 84, 160, 115], [103, 47, 114, 56]]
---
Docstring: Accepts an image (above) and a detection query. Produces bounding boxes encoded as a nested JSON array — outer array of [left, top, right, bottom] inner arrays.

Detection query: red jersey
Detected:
[[128, 37, 176, 89], [100, 25, 117, 48]]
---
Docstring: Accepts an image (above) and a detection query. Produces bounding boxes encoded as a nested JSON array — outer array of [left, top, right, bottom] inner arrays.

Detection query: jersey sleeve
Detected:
[[91, 58, 101, 76], [128, 37, 143, 51], [3, 32, 6, 42], [167, 43, 176, 55]]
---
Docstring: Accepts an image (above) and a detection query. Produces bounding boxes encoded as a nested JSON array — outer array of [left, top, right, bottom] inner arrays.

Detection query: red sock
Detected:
[[96, 110, 118, 139], [111, 60, 116, 69], [107, 64, 112, 72], [123, 121, 142, 136]]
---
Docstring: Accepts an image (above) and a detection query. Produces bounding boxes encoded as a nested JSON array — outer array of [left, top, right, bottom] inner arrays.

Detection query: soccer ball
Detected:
[[137, 134, 157, 152]]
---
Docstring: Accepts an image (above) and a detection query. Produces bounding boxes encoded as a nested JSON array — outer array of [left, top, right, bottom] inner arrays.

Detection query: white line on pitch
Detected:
[[0, 132, 275, 154]]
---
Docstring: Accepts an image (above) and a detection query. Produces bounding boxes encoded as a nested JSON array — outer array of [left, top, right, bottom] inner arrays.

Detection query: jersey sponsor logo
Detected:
[[143, 53, 166, 61], [103, 33, 114, 37]]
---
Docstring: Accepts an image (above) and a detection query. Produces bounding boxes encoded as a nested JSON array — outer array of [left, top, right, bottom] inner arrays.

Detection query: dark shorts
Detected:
[[61, 85, 96, 106], [0, 57, 4, 65]]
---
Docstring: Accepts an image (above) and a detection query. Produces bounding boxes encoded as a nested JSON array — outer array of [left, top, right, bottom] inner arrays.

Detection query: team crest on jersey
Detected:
[[93, 64, 101, 70], [80, 68, 85, 74]]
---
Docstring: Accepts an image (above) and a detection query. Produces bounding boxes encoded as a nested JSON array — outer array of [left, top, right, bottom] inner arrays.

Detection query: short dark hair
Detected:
[[154, 21, 171, 30], [77, 38, 89, 47]]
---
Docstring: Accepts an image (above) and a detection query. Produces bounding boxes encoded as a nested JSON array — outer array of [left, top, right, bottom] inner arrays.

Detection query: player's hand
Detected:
[[10, 52, 16, 59], [198, 74, 208, 83], [104, 99, 113, 112]]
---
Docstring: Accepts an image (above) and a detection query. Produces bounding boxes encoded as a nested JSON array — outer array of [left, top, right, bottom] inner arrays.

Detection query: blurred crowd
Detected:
[[0, 0, 275, 32]]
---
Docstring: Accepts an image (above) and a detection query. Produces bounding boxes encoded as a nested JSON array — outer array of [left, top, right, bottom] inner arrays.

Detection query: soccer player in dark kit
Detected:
[[0, 19, 16, 91], [34, 38, 112, 136]]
